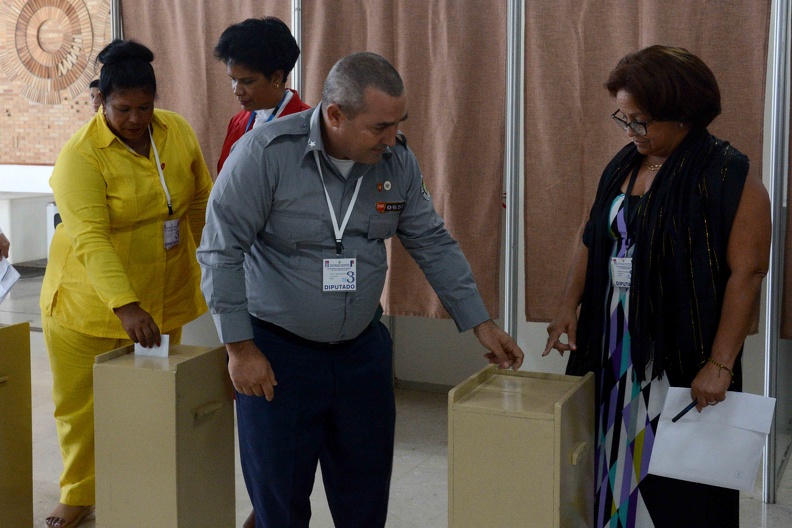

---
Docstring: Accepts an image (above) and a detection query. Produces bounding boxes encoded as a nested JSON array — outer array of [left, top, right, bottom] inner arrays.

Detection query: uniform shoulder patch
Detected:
[[420, 175, 431, 200]]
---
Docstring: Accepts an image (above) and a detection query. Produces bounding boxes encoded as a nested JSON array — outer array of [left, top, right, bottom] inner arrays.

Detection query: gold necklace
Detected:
[[644, 159, 663, 172]]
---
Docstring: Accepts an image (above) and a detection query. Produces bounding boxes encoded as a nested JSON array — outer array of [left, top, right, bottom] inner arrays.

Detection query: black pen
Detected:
[[671, 400, 697, 423]]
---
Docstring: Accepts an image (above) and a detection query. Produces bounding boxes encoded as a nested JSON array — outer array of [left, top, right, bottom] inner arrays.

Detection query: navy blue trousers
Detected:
[[237, 320, 396, 528]]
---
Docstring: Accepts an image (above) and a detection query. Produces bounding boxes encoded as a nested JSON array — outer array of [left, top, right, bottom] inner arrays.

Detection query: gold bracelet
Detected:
[[707, 357, 734, 381]]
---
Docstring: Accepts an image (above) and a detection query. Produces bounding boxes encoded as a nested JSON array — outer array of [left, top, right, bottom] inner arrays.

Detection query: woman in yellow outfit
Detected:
[[40, 39, 212, 528]]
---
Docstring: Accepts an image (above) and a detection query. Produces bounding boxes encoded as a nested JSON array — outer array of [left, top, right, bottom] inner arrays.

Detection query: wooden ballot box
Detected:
[[449, 367, 594, 528], [94, 344, 235, 528], [0, 322, 32, 528]]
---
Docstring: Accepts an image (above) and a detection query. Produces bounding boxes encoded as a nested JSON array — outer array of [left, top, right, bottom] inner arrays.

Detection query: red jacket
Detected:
[[217, 89, 310, 174]]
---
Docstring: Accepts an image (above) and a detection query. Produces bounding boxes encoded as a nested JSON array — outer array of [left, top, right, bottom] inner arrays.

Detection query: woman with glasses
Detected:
[[214, 17, 310, 178], [543, 45, 770, 527]]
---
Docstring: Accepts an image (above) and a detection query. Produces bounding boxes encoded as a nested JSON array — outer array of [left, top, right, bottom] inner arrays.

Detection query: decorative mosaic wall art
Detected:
[[0, 0, 111, 165]]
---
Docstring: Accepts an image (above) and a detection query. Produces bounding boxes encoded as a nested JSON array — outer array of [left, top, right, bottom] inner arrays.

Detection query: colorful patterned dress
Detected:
[[595, 194, 668, 528]]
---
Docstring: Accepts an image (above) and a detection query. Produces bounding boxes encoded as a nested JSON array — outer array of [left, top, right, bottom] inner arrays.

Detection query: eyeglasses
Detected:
[[611, 110, 651, 137]]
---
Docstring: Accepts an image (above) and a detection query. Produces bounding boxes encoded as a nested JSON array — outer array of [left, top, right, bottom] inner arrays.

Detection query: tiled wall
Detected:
[[0, 0, 111, 165]]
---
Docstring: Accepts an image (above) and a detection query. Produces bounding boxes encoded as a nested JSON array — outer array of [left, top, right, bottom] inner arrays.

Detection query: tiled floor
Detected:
[[3, 275, 792, 527]]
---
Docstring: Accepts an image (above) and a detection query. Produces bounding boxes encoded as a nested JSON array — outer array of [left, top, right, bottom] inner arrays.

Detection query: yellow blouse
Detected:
[[41, 109, 212, 338]]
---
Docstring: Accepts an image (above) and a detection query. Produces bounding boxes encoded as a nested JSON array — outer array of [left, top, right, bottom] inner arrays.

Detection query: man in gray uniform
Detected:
[[198, 52, 523, 528]]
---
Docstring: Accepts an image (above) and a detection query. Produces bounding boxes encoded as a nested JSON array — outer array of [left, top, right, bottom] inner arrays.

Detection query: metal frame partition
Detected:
[[111, 0, 122, 39], [291, 0, 302, 95], [503, 0, 524, 338], [765, 0, 791, 505]]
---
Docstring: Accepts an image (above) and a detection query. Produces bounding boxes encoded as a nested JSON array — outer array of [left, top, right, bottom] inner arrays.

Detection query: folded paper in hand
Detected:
[[134, 333, 170, 358], [0, 258, 20, 305], [648, 387, 775, 491]]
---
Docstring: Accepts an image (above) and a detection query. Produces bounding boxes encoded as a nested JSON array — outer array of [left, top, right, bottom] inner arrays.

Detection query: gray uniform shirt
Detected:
[[198, 105, 490, 344]]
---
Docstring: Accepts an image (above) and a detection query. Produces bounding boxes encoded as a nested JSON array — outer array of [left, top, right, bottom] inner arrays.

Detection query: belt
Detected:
[[250, 316, 376, 349]]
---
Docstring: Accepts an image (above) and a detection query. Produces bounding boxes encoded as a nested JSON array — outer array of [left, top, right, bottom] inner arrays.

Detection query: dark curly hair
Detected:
[[214, 17, 300, 82]]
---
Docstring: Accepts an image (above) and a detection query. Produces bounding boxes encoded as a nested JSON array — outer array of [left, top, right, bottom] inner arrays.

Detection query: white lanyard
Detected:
[[313, 150, 361, 255], [149, 127, 173, 215], [120, 126, 173, 214]]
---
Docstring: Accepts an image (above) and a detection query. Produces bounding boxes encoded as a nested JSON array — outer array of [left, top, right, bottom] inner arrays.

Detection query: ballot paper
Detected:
[[648, 386, 775, 491], [0, 258, 20, 305], [134, 333, 170, 358]]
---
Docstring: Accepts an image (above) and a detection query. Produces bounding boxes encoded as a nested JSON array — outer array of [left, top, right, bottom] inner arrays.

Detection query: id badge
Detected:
[[610, 257, 632, 288], [322, 250, 357, 292], [164, 219, 180, 250]]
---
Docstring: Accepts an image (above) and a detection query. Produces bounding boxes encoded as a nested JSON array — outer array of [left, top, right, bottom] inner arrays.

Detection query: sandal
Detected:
[[45, 504, 95, 528]]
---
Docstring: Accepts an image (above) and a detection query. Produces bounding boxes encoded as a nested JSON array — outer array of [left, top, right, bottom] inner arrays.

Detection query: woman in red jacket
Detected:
[[215, 19, 310, 526], [214, 17, 310, 177]]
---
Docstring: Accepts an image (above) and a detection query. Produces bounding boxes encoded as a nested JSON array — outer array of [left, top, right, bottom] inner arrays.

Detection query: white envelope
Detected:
[[648, 387, 775, 491], [134, 333, 170, 357], [0, 258, 20, 305]]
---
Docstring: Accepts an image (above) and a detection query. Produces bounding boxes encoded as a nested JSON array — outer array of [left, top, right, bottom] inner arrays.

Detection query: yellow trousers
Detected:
[[43, 315, 182, 505]]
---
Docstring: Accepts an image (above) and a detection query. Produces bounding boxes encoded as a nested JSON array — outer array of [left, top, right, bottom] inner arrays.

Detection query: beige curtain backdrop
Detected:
[[294, 0, 507, 321], [121, 1, 293, 177], [121, 0, 506, 322], [523, 1, 771, 323]]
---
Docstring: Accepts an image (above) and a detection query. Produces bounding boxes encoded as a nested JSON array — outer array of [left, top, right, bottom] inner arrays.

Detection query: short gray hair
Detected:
[[322, 52, 404, 117]]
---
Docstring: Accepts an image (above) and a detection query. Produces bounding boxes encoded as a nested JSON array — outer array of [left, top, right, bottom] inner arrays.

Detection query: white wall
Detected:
[[0, 192, 53, 263], [0, 165, 54, 263], [0, 165, 53, 193]]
